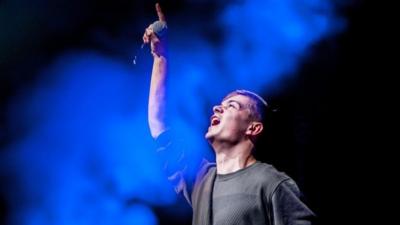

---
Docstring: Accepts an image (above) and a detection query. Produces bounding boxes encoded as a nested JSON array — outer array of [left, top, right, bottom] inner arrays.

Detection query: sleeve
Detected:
[[155, 129, 200, 206], [270, 179, 316, 225]]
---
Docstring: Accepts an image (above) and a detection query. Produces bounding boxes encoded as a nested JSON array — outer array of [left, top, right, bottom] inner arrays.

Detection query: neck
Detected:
[[212, 140, 257, 174]]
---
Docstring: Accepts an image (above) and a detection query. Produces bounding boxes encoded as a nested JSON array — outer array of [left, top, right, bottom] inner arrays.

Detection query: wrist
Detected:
[[152, 51, 167, 60]]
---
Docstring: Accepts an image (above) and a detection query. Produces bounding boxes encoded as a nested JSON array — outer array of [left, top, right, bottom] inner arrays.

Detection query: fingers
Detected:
[[142, 3, 166, 55], [143, 32, 149, 43], [142, 26, 153, 44], [155, 3, 166, 22], [142, 33, 148, 44]]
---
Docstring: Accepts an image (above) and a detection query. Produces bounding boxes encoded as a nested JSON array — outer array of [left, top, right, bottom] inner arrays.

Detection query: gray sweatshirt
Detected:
[[156, 130, 315, 225]]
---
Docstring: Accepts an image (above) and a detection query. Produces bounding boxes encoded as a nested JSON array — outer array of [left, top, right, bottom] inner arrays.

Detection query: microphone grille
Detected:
[[150, 21, 168, 38]]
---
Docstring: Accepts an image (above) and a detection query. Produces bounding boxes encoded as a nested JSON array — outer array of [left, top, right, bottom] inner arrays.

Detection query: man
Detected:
[[144, 3, 315, 225]]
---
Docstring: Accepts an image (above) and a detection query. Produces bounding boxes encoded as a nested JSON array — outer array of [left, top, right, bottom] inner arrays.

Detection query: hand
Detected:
[[142, 3, 167, 57]]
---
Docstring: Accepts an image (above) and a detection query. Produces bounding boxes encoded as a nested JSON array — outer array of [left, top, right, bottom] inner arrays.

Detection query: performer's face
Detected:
[[205, 94, 254, 143]]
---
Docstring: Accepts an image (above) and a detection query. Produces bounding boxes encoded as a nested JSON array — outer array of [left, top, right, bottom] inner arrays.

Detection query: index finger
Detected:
[[156, 3, 166, 22]]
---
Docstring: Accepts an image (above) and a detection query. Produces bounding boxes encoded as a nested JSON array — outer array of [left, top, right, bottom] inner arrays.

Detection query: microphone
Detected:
[[133, 21, 168, 65], [150, 20, 168, 38]]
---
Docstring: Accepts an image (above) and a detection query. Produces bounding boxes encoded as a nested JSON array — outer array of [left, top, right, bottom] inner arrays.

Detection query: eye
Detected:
[[228, 103, 239, 109]]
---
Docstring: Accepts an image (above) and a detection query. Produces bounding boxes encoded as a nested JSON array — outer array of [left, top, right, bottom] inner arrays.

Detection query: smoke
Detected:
[[1, 0, 347, 224], [166, 0, 345, 150], [1, 52, 172, 225]]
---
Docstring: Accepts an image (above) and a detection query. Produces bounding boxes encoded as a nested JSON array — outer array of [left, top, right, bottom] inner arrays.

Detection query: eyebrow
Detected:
[[222, 99, 244, 109]]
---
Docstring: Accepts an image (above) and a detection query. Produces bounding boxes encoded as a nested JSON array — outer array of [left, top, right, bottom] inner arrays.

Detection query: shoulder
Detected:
[[252, 162, 293, 195], [196, 159, 216, 180], [272, 179, 301, 198], [255, 162, 291, 183], [191, 159, 216, 201]]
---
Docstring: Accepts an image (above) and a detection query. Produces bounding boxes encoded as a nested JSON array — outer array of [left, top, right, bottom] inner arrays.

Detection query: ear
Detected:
[[245, 122, 264, 136]]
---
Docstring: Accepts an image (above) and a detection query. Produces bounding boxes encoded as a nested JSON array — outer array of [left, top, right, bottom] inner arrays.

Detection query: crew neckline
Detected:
[[216, 161, 261, 181]]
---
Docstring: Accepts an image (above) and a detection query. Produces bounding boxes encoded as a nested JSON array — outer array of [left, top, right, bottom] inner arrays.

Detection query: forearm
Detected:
[[148, 55, 168, 138]]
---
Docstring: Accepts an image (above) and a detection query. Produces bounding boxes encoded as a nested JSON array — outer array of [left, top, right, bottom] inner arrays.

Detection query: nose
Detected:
[[213, 105, 224, 114]]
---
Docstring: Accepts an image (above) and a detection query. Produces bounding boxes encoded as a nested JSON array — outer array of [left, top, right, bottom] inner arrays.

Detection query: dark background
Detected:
[[1, 0, 380, 225]]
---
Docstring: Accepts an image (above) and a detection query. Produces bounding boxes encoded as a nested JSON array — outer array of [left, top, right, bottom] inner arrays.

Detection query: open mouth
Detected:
[[211, 116, 220, 126]]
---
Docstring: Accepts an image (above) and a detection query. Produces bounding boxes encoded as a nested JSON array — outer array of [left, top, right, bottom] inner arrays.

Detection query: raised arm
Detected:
[[144, 3, 168, 138]]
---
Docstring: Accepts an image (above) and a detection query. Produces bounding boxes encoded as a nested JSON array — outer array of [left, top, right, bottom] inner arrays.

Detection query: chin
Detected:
[[205, 130, 215, 140]]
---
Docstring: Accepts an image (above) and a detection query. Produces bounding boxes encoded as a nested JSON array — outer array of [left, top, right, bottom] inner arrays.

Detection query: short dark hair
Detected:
[[224, 90, 268, 122]]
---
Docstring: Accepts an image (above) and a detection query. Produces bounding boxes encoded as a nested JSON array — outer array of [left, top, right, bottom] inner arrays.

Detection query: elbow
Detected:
[[148, 105, 166, 138], [148, 118, 166, 139]]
